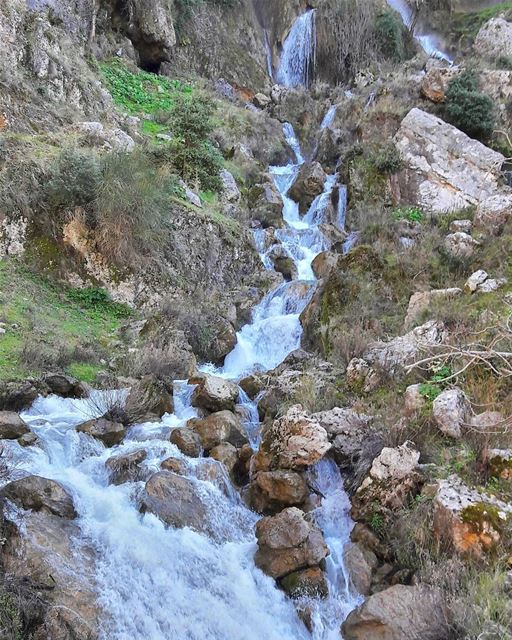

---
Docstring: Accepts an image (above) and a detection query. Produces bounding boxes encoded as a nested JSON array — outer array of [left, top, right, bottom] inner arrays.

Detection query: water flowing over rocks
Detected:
[[342, 585, 449, 640], [0, 411, 30, 439], [254, 507, 329, 579], [187, 410, 248, 452], [394, 108, 511, 216], [105, 449, 149, 485], [77, 418, 126, 447], [191, 375, 239, 413], [2, 475, 77, 519]]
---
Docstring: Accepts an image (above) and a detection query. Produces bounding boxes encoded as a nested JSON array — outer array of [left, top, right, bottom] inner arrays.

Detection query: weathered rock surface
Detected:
[[343, 541, 378, 596], [170, 427, 203, 458], [420, 61, 459, 103], [105, 449, 148, 485], [249, 470, 309, 513], [474, 18, 512, 59], [188, 410, 248, 452], [2, 475, 77, 519], [433, 474, 512, 557], [252, 405, 331, 472], [77, 418, 125, 447], [209, 442, 239, 476], [432, 389, 470, 439], [352, 444, 422, 521], [191, 375, 239, 413], [279, 566, 329, 599], [44, 373, 87, 398], [394, 108, 509, 215], [288, 162, 327, 212], [403, 384, 427, 416], [342, 585, 449, 640], [444, 232, 480, 259], [346, 358, 380, 394], [404, 288, 462, 329], [488, 449, 512, 480], [125, 374, 174, 422], [0, 411, 30, 439], [474, 193, 512, 234], [255, 507, 329, 579]]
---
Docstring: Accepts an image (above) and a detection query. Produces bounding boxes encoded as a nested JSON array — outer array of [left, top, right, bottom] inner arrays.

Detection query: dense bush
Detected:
[[369, 142, 403, 174], [375, 10, 410, 62], [444, 71, 495, 141], [45, 149, 101, 209]]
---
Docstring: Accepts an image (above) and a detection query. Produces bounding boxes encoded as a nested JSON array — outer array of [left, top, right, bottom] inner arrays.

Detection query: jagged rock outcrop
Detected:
[[125, 374, 174, 422], [394, 108, 511, 217], [191, 376, 239, 413], [474, 17, 512, 60], [432, 388, 471, 439]]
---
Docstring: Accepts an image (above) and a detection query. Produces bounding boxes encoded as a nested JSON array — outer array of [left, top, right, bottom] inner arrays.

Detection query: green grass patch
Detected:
[[0, 260, 133, 382], [392, 206, 424, 224], [66, 362, 104, 384], [451, 2, 512, 40], [99, 59, 193, 115]]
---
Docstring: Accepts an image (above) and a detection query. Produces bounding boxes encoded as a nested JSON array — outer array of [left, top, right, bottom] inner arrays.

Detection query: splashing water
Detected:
[[277, 10, 317, 88]]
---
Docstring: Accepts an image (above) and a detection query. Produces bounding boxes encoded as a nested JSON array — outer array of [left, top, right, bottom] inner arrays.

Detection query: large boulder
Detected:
[[432, 388, 470, 439], [254, 507, 329, 579], [249, 470, 309, 514], [433, 474, 512, 557], [252, 405, 331, 472], [343, 541, 378, 596], [170, 427, 203, 458], [2, 475, 77, 519], [191, 375, 239, 413], [125, 374, 174, 422], [342, 585, 449, 640], [187, 410, 248, 452], [420, 60, 459, 103], [0, 380, 42, 411], [0, 411, 30, 439], [474, 192, 512, 235], [394, 108, 509, 214], [77, 418, 125, 447], [43, 373, 87, 398], [288, 162, 327, 213], [474, 18, 512, 60], [279, 567, 329, 599], [351, 444, 422, 522], [248, 180, 284, 228], [444, 232, 480, 259], [139, 471, 209, 534]]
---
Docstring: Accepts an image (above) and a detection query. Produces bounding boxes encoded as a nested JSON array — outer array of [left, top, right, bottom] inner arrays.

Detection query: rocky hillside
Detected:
[[0, 0, 511, 639]]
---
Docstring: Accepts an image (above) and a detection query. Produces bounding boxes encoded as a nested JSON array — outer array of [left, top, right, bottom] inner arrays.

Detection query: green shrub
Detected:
[[444, 71, 496, 141], [392, 206, 424, 224], [375, 10, 409, 61], [67, 287, 132, 318], [370, 142, 403, 174], [46, 148, 101, 209]]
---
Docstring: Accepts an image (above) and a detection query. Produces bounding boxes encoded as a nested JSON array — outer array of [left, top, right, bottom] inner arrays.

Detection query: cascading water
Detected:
[[386, 0, 453, 62], [277, 10, 317, 88], [4, 109, 360, 638]]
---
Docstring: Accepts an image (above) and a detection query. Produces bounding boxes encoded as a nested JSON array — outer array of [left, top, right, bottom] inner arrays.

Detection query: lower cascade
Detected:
[[4, 120, 361, 639]]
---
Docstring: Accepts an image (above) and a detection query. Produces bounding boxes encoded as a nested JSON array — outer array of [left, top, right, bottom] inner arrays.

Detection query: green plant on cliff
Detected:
[[444, 71, 496, 141], [375, 10, 410, 62]]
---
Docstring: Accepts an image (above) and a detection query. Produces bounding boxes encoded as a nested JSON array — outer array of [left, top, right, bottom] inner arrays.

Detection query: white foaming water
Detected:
[[8, 121, 359, 639], [386, 0, 453, 62], [320, 105, 337, 130], [277, 10, 317, 88]]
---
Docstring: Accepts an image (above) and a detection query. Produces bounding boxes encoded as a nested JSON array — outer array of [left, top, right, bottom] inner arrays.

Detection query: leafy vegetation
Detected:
[[392, 206, 424, 224], [375, 10, 410, 62], [444, 71, 496, 141]]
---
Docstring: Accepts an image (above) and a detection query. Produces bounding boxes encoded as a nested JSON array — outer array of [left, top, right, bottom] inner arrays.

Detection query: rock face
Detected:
[[2, 475, 77, 519], [253, 405, 331, 472], [433, 474, 512, 557], [394, 108, 509, 215], [188, 410, 248, 452], [249, 470, 309, 513], [280, 567, 329, 599], [288, 162, 327, 212], [342, 585, 449, 640], [404, 288, 462, 329], [0, 411, 30, 439], [77, 418, 125, 447], [191, 375, 239, 413], [254, 507, 329, 579], [432, 389, 470, 439], [140, 471, 209, 533], [352, 444, 421, 521], [343, 541, 378, 596], [474, 193, 512, 234], [420, 61, 459, 103], [444, 231, 480, 259], [125, 374, 174, 422], [474, 18, 512, 59]]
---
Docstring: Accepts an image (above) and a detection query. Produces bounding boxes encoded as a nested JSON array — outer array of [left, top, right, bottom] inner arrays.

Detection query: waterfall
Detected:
[[5, 119, 359, 639], [277, 10, 316, 88]]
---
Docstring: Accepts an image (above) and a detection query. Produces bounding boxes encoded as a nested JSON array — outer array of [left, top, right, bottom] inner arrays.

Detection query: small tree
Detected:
[[444, 71, 495, 142]]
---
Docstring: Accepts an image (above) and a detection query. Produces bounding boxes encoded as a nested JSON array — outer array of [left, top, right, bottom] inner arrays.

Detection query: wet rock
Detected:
[[311, 250, 338, 279], [395, 108, 507, 214], [268, 246, 297, 281], [254, 507, 329, 579], [125, 374, 174, 422], [191, 375, 239, 413], [288, 162, 327, 212], [140, 471, 209, 533], [0, 411, 30, 439], [170, 427, 202, 458], [343, 541, 378, 596], [432, 389, 470, 439], [0, 380, 41, 411], [2, 475, 77, 519], [248, 180, 284, 228], [404, 288, 462, 329], [444, 232, 480, 259], [352, 444, 422, 521], [433, 474, 512, 557], [253, 405, 331, 472], [160, 456, 188, 474], [188, 410, 248, 452], [279, 566, 329, 599], [342, 585, 449, 640], [209, 442, 238, 476], [474, 18, 512, 60], [105, 449, 148, 485], [43, 374, 87, 398], [18, 431, 39, 447], [249, 470, 309, 514], [77, 418, 125, 447]]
